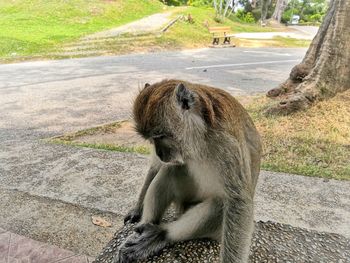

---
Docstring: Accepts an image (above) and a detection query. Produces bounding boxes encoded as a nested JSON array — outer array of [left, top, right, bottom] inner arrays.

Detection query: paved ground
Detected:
[[288, 25, 319, 36], [0, 227, 94, 263], [1, 47, 306, 101], [234, 26, 318, 40], [83, 12, 173, 40], [1, 48, 349, 262]]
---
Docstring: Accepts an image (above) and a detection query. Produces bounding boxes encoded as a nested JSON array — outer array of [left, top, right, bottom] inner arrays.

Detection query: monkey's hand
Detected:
[[123, 208, 142, 225], [115, 223, 169, 263]]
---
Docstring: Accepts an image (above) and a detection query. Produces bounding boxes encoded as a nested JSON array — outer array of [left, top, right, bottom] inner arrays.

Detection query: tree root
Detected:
[[265, 92, 312, 115], [266, 64, 311, 98], [266, 80, 295, 98]]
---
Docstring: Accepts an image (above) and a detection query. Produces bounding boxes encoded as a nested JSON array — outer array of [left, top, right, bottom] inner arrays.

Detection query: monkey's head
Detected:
[[133, 80, 209, 164]]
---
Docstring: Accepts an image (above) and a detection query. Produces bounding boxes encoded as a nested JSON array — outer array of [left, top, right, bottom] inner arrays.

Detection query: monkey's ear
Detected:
[[144, 83, 151, 88], [175, 83, 195, 110]]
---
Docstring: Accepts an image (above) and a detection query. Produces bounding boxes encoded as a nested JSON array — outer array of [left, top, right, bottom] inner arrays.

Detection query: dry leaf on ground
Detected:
[[92, 216, 112, 227]]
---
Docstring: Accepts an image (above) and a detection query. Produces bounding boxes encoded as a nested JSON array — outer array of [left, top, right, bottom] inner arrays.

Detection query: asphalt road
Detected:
[[1, 47, 305, 95], [0, 47, 306, 135]]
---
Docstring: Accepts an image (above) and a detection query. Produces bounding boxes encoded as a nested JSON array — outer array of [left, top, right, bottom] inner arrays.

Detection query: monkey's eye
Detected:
[[152, 134, 166, 139]]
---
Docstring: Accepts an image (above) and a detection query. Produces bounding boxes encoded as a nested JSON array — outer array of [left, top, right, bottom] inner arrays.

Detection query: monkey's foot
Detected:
[[123, 208, 142, 225], [115, 223, 169, 263]]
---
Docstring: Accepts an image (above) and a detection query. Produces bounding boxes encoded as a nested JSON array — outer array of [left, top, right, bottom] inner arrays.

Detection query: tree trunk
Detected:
[[261, 0, 271, 24], [251, 0, 257, 9], [266, 0, 350, 115], [271, 0, 287, 22]]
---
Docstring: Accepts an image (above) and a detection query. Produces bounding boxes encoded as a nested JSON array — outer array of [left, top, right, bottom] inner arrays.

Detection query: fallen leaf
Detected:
[[92, 216, 112, 227]]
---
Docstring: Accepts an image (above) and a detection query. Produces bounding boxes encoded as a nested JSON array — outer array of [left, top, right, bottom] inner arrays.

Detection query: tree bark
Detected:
[[271, 0, 287, 22], [266, 0, 350, 115], [251, 0, 257, 9], [261, 0, 271, 24]]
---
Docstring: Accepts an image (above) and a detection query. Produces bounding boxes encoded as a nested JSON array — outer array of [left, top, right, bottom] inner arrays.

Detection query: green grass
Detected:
[[272, 36, 311, 47], [0, 0, 163, 58], [55, 121, 123, 142], [49, 139, 150, 155]]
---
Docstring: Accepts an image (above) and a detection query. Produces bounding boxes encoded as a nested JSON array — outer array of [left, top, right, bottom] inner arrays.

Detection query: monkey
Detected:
[[117, 79, 262, 263]]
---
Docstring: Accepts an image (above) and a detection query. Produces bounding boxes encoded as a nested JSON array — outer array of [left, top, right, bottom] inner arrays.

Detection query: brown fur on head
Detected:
[[133, 80, 247, 137], [132, 79, 252, 163]]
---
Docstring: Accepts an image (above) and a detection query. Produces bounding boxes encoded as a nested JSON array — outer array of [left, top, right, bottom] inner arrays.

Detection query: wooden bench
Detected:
[[208, 26, 235, 46]]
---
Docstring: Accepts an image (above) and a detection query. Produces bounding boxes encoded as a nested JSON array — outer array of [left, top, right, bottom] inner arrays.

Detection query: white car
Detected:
[[291, 15, 300, 25]]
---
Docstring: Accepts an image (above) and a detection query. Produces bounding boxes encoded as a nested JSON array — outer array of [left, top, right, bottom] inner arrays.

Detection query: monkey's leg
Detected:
[[124, 162, 160, 224], [221, 193, 254, 263]]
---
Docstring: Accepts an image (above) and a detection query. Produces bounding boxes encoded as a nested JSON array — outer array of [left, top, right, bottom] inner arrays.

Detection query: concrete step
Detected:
[[63, 34, 157, 48], [0, 227, 95, 263], [2, 139, 349, 240], [49, 34, 158, 57], [0, 188, 123, 257], [61, 39, 155, 52]]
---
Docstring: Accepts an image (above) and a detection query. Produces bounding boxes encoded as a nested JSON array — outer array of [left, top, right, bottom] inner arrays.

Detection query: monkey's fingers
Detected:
[[123, 209, 142, 225], [116, 224, 169, 263]]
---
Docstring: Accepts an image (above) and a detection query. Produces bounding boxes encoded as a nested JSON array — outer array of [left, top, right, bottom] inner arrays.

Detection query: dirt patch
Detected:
[[74, 121, 149, 148], [51, 120, 151, 154]]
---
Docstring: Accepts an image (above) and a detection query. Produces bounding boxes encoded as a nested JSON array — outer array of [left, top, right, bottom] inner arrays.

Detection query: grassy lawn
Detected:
[[154, 7, 280, 49], [50, 90, 350, 181], [0, 2, 310, 62], [0, 0, 163, 59], [108, 7, 309, 51]]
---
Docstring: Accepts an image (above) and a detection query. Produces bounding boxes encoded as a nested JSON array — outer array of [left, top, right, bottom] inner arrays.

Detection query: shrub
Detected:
[[235, 10, 256, 23], [309, 13, 322, 22], [162, 0, 187, 6], [251, 9, 261, 21], [281, 9, 296, 23], [187, 0, 213, 7]]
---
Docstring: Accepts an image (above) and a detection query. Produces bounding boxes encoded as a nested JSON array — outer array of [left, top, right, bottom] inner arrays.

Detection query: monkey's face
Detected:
[[133, 80, 207, 164], [151, 135, 184, 165]]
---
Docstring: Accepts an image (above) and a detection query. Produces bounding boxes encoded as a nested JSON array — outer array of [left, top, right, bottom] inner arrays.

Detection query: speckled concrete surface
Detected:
[[94, 220, 350, 263], [0, 188, 123, 257]]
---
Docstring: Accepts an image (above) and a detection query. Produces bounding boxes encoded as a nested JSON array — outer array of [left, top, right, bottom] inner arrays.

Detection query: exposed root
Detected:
[[266, 79, 296, 98], [265, 92, 312, 115], [266, 64, 311, 98], [290, 64, 310, 82]]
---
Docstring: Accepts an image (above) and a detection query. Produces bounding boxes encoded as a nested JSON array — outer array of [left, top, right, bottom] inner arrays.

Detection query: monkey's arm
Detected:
[[124, 161, 160, 224], [117, 166, 222, 263]]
